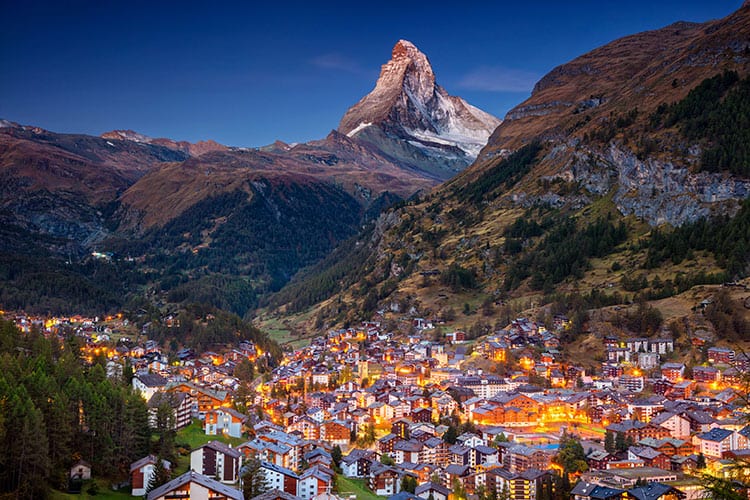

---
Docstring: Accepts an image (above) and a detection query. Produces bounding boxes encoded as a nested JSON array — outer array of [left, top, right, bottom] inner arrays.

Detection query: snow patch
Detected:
[[346, 122, 372, 137]]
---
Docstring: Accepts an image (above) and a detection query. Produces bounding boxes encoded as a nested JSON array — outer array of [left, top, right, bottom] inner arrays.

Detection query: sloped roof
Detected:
[[627, 483, 677, 500], [147, 470, 243, 500]]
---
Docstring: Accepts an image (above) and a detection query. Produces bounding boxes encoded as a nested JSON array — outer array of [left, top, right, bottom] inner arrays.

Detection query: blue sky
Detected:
[[0, 1, 742, 147]]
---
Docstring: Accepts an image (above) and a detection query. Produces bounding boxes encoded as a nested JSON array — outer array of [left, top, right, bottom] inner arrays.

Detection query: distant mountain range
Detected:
[[0, 41, 498, 315]]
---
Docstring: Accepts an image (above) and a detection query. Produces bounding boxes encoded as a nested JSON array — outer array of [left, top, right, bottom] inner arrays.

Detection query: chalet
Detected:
[[627, 447, 671, 470], [379, 433, 403, 454], [683, 410, 715, 433], [393, 439, 423, 464], [586, 450, 617, 470], [650, 412, 691, 440], [133, 372, 167, 401], [474, 445, 499, 466], [148, 392, 193, 431], [341, 449, 377, 478], [607, 420, 671, 443], [298, 464, 334, 499], [320, 420, 350, 446], [637, 437, 694, 457], [70, 460, 91, 480], [627, 483, 685, 500], [205, 407, 248, 439], [369, 463, 402, 497], [415, 481, 451, 500], [146, 471, 243, 500], [130, 455, 171, 497], [167, 382, 231, 416], [696, 427, 734, 458], [660, 363, 685, 383], [288, 416, 320, 440], [707, 347, 735, 364], [412, 407, 432, 423], [190, 441, 243, 484], [415, 436, 446, 467], [445, 331, 466, 343], [692, 366, 720, 383], [238, 439, 293, 470], [571, 481, 624, 500], [449, 444, 472, 466], [670, 454, 699, 472], [392, 419, 411, 439], [444, 464, 474, 492], [503, 445, 553, 473], [260, 462, 299, 496], [304, 448, 333, 469]]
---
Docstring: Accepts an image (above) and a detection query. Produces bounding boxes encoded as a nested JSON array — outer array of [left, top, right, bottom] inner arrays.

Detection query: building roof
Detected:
[[415, 481, 451, 497], [147, 470, 244, 500], [388, 492, 421, 500], [698, 427, 733, 442], [136, 372, 168, 387], [260, 461, 299, 479], [147, 391, 187, 409], [249, 489, 299, 500], [572, 481, 625, 499], [129, 454, 171, 473], [196, 440, 242, 458], [627, 483, 677, 500]]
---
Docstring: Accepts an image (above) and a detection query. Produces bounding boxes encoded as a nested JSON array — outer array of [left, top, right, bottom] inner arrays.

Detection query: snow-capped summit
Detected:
[[339, 40, 500, 180]]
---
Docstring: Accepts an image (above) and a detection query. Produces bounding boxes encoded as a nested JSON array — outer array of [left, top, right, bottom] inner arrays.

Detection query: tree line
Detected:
[[0, 319, 151, 498]]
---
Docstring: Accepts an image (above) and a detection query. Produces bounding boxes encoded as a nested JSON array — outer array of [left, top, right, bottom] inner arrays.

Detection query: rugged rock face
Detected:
[[339, 40, 500, 180], [469, 2, 750, 226], [521, 142, 750, 226]]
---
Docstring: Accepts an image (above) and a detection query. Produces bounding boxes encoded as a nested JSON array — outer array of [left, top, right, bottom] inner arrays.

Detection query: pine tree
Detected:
[[146, 458, 171, 495], [242, 454, 270, 499], [604, 430, 615, 453], [331, 445, 342, 470], [443, 425, 458, 444], [401, 475, 417, 493], [615, 431, 627, 452]]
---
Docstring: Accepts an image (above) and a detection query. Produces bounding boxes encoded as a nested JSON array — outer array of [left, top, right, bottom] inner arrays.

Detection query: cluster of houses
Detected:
[[9, 308, 750, 500]]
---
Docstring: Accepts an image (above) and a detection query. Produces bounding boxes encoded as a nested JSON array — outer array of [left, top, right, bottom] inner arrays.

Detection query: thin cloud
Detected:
[[309, 53, 368, 75], [457, 66, 540, 93]]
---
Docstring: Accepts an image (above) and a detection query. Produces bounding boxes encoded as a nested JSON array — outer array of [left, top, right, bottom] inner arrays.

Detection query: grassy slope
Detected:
[[336, 476, 384, 500]]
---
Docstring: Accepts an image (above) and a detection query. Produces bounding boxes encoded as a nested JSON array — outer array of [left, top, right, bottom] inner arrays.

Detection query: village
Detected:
[[7, 303, 750, 500]]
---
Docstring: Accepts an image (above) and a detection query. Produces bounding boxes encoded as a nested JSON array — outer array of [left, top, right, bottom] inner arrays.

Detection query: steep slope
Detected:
[[339, 40, 501, 180], [269, 3, 750, 332], [0, 121, 188, 253], [116, 130, 434, 232], [466, 2, 750, 226]]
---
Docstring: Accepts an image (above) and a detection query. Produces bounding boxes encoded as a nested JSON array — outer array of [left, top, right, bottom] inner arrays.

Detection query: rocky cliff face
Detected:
[[508, 141, 750, 226], [468, 2, 750, 226], [339, 40, 500, 180]]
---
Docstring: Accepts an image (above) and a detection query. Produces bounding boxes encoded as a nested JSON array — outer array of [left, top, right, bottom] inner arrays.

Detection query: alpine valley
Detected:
[[5, 3, 750, 500]]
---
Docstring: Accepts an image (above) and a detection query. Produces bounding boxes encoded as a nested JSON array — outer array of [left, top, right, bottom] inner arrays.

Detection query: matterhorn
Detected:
[[339, 40, 501, 180]]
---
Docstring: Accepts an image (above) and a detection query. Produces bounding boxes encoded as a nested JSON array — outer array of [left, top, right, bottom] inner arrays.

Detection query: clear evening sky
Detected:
[[0, 1, 742, 147]]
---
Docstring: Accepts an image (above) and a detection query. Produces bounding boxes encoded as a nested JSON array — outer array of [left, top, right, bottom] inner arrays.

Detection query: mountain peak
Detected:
[[338, 40, 500, 180]]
